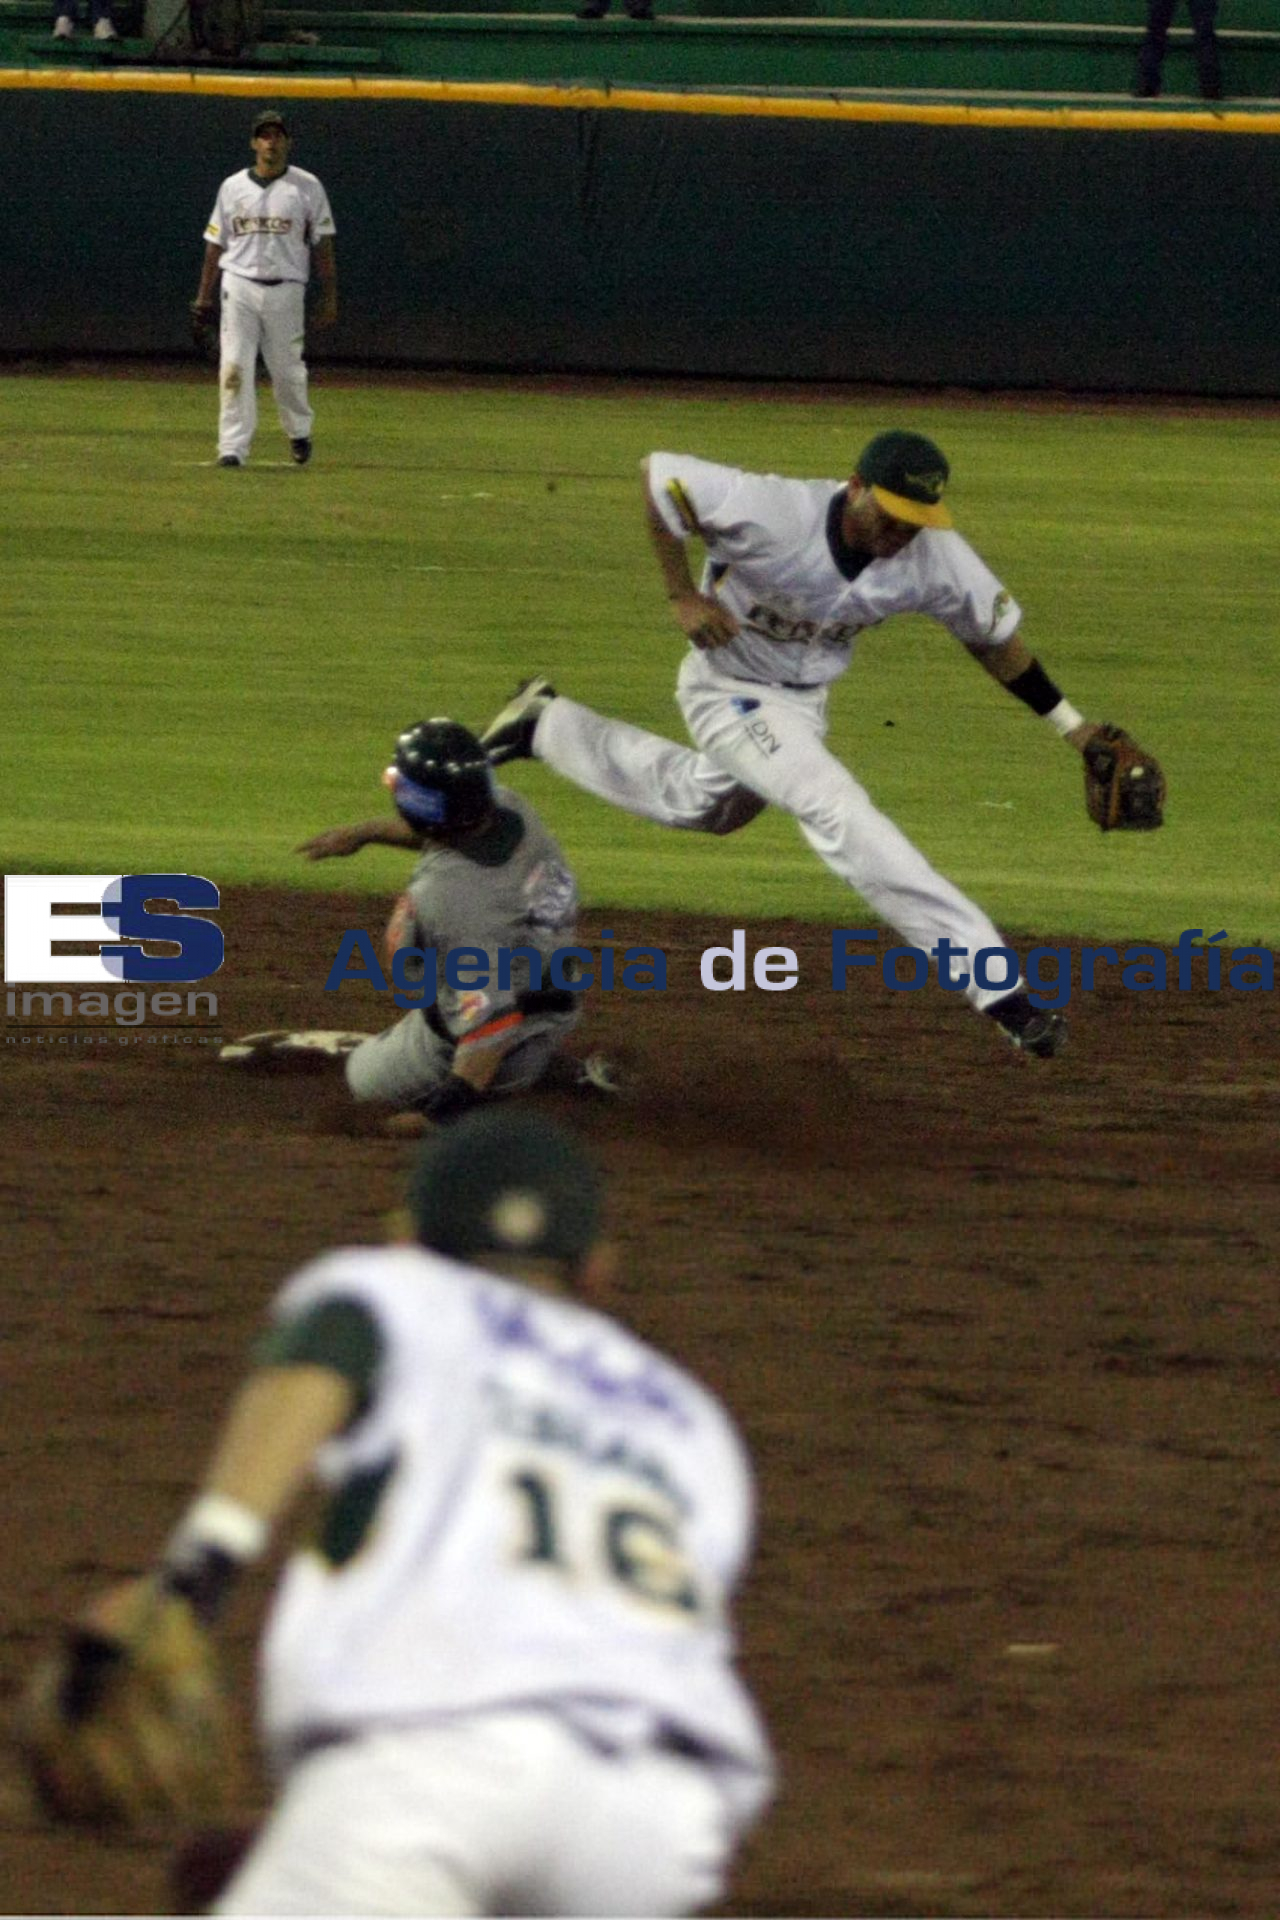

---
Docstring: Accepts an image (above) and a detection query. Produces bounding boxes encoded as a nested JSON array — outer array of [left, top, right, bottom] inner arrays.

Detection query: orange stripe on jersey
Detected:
[[457, 1011, 524, 1050], [665, 479, 701, 535]]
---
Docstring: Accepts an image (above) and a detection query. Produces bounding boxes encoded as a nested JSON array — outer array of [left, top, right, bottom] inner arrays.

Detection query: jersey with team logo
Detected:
[[648, 451, 1022, 689], [204, 166, 336, 285], [402, 785, 578, 1042], [256, 1243, 774, 1813]]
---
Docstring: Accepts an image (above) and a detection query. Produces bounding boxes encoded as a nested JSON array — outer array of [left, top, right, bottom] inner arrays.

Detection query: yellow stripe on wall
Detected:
[[1, 66, 1277, 134]]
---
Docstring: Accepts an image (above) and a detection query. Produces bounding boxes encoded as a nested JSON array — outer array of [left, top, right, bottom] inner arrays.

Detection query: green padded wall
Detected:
[[0, 87, 1275, 393]]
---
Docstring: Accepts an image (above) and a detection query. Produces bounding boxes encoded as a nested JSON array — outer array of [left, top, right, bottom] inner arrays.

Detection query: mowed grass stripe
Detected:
[[1, 373, 1275, 945]]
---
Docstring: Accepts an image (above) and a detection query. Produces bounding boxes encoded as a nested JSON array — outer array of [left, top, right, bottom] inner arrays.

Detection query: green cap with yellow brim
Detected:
[[857, 430, 952, 529]]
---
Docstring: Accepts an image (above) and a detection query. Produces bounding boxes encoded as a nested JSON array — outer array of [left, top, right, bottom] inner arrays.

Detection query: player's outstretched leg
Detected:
[[482, 679, 766, 835], [680, 671, 1068, 1054]]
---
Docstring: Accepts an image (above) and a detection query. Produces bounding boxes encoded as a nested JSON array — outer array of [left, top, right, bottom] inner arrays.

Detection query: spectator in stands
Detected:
[[578, 0, 655, 18], [52, 0, 117, 35], [1133, 0, 1222, 99]]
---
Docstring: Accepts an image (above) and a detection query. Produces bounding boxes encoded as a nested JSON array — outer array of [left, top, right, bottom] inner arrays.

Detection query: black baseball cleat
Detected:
[[987, 990, 1068, 1059], [1011, 1008, 1068, 1058], [290, 438, 313, 465], [217, 454, 243, 467], [479, 676, 556, 765]]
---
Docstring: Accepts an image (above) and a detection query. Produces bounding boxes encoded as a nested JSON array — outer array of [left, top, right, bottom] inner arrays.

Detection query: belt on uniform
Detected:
[[653, 1724, 721, 1763], [560, 1717, 723, 1766], [287, 1717, 721, 1770], [421, 985, 577, 1041], [724, 675, 815, 693], [256, 278, 285, 286]]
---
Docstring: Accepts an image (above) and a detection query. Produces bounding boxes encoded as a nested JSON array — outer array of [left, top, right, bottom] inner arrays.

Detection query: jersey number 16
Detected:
[[509, 1468, 703, 1617]]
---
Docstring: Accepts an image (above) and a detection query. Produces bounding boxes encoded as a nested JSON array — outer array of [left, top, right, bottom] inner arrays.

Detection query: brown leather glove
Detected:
[[1083, 724, 1166, 831], [14, 1579, 232, 1828]]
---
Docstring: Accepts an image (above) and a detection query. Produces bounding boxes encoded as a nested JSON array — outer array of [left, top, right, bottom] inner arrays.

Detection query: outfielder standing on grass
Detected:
[[192, 108, 337, 470], [483, 431, 1163, 1060], [18, 1110, 775, 1917]]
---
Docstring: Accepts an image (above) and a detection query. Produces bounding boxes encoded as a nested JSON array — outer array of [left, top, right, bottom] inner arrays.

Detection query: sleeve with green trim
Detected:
[[254, 1295, 384, 1426]]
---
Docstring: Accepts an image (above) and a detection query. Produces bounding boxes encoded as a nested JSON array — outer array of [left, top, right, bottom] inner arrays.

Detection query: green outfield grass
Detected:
[[1, 369, 1275, 945]]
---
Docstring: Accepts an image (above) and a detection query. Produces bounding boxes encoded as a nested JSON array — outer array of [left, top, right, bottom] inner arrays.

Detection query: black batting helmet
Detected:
[[385, 719, 496, 832]]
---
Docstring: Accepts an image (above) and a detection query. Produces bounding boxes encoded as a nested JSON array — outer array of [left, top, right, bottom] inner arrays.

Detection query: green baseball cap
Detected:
[[856, 430, 952, 529], [251, 108, 289, 136], [408, 1110, 602, 1264]]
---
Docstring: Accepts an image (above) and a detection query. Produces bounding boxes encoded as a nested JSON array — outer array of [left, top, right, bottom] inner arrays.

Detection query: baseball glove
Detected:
[[14, 1580, 231, 1829], [1082, 724, 1166, 832], [189, 300, 218, 362]]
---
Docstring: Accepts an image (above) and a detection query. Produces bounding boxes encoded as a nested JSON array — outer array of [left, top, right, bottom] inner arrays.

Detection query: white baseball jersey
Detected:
[[257, 1245, 773, 1806], [648, 451, 1021, 688], [204, 166, 335, 284]]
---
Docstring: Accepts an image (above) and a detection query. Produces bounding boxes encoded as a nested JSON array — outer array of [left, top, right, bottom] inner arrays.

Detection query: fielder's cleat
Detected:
[[479, 676, 556, 765], [1012, 1009, 1068, 1058], [217, 454, 243, 467], [92, 16, 118, 35], [290, 437, 312, 466], [987, 990, 1068, 1059], [52, 13, 74, 33]]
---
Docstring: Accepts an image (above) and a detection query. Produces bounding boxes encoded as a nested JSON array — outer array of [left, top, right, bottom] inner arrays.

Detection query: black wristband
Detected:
[[1005, 659, 1064, 717], [423, 1075, 486, 1124], [159, 1545, 242, 1627]]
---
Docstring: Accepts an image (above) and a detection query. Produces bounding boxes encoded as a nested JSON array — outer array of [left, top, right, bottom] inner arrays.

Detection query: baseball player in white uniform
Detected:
[[78, 1110, 775, 1915], [482, 430, 1123, 1059], [193, 108, 337, 469]]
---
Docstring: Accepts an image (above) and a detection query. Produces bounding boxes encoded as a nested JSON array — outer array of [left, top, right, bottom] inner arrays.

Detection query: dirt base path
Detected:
[[1, 894, 1276, 1917]]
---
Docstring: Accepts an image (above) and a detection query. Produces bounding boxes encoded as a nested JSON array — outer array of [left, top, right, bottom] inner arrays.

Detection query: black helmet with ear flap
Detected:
[[386, 719, 496, 831]]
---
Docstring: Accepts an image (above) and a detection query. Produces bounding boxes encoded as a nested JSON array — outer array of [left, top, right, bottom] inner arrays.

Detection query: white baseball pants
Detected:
[[217, 273, 313, 463], [215, 1710, 739, 1916], [535, 651, 1018, 1012]]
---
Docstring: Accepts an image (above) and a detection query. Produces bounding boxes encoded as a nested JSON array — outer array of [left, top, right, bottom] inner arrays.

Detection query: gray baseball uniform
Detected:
[[345, 786, 581, 1108]]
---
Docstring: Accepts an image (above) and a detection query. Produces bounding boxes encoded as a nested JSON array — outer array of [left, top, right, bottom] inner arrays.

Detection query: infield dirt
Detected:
[[1, 891, 1277, 1917]]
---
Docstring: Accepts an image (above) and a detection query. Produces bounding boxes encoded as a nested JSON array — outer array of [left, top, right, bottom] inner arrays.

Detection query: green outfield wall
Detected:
[[2, 80, 1277, 393]]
